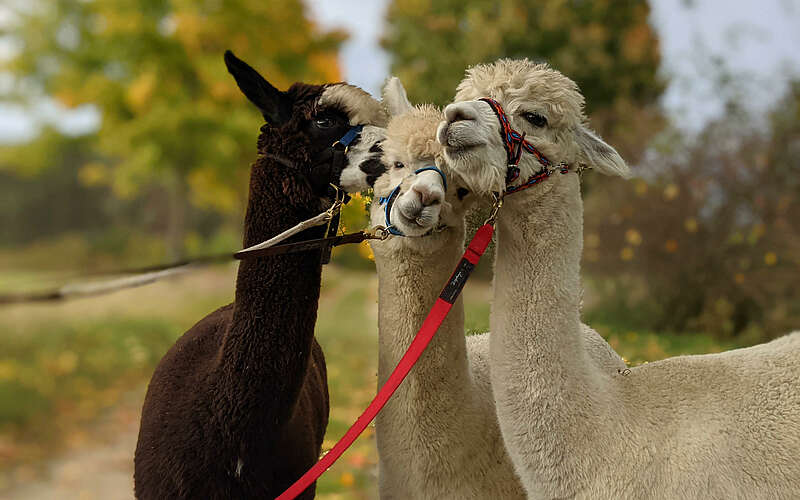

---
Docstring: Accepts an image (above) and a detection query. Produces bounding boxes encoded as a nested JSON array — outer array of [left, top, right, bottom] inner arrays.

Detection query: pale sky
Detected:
[[1, 0, 799, 143]]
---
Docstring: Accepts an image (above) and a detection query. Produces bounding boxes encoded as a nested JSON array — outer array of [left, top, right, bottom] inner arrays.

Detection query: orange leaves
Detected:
[[308, 53, 342, 84]]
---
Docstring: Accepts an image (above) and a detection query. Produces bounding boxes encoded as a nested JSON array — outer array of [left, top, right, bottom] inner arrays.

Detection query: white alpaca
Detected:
[[438, 58, 800, 499], [367, 77, 526, 499]]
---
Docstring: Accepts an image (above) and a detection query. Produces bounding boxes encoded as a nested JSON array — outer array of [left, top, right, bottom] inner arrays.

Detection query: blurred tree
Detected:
[[383, 0, 665, 161], [584, 80, 800, 340], [2, 0, 345, 258]]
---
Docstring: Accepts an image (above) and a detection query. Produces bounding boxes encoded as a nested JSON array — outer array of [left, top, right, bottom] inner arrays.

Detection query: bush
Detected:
[[584, 82, 800, 341]]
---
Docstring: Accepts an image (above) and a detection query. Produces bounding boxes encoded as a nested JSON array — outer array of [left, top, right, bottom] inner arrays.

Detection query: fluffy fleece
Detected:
[[368, 85, 526, 499], [442, 58, 800, 499], [134, 51, 385, 500]]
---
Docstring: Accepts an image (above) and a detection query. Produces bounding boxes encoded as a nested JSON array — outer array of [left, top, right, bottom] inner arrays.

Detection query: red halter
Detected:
[[479, 97, 572, 194]]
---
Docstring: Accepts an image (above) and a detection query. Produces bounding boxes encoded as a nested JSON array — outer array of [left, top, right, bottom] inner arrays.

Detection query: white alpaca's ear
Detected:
[[575, 126, 630, 178], [383, 77, 413, 117]]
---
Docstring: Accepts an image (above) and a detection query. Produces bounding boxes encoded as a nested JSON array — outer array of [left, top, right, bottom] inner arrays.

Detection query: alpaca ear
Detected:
[[224, 50, 291, 125], [382, 77, 413, 117], [575, 126, 630, 178]]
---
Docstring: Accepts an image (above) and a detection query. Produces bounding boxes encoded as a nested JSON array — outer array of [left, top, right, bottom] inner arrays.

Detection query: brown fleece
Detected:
[[134, 78, 342, 499]]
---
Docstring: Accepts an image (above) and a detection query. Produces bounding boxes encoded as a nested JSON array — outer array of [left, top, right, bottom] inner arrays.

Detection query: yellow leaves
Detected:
[[734, 273, 745, 284], [633, 180, 648, 196], [173, 13, 204, 51], [684, 217, 698, 233], [53, 351, 79, 376], [210, 81, 236, 101], [625, 228, 642, 246], [78, 162, 109, 186], [663, 183, 679, 201], [126, 71, 157, 113], [358, 240, 374, 262], [0, 360, 16, 381], [764, 252, 778, 266], [585, 233, 600, 248], [622, 24, 653, 63], [339, 472, 355, 487], [748, 223, 765, 244], [664, 239, 678, 253], [308, 53, 342, 84], [188, 169, 240, 214], [54, 89, 81, 109], [620, 247, 634, 261], [425, 15, 458, 31]]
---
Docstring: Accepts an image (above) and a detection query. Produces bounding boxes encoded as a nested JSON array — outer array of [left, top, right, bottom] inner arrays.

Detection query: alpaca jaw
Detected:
[[438, 101, 508, 195], [390, 170, 446, 237]]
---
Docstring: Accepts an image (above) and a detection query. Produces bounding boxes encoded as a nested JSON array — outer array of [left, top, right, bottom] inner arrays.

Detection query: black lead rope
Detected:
[[0, 229, 383, 305]]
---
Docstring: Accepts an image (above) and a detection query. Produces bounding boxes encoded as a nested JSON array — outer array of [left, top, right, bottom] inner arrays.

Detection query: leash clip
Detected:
[[365, 226, 391, 241], [485, 192, 504, 226]]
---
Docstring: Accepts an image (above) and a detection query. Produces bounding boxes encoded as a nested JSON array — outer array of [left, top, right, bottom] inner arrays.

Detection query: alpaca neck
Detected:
[[491, 175, 609, 448], [374, 224, 469, 397], [216, 156, 324, 432]]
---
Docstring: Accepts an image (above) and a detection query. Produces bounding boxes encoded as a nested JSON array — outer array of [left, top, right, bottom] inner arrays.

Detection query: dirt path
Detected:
[[4, 391, 142, 500]]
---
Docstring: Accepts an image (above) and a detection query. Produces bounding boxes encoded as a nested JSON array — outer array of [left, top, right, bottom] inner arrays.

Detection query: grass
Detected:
[[0, 263, 749, 498]]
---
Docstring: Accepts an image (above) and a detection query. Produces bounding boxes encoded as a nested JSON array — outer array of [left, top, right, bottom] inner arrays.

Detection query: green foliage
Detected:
[[383, 0, 664, 159], [3, 0, 346, 255]]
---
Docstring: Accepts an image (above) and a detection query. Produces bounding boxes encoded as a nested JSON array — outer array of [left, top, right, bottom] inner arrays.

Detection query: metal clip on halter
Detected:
[[364, 226, 391, 241], [485, 192, 504, 226]]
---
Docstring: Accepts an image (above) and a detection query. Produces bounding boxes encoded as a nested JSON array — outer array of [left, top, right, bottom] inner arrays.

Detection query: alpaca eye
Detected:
[[521, 112, 547, 127], [456, 188, 470, 200], [394, 161, 404, 169], [313, 116, 335, 129]]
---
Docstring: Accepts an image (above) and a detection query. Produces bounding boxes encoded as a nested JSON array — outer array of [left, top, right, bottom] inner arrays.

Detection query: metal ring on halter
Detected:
[[332, 124, 364, 154], [365, 226, 391, 240], [326, 183, 346, 216]]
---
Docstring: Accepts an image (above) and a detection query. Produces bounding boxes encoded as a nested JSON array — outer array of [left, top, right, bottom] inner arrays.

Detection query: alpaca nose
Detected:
[[444, 103, 478, 124], [412, 183, 443, 207]]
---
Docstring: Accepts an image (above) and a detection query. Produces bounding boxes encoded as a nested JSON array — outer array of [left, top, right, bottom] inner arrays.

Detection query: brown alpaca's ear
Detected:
[[575, 126, 630, 178], [224, 50, 291, 125]]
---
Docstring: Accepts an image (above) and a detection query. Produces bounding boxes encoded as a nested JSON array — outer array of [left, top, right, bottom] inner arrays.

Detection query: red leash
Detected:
[[276, 223, 495, 500]]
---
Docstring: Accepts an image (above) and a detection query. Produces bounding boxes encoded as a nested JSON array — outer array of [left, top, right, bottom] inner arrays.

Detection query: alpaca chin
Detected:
[[443, 147, 505, 195]]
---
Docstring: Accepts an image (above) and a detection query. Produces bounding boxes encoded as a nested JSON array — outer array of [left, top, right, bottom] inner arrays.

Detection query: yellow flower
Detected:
[[634, 180, 648, 196], [684, 218, 698, 233]]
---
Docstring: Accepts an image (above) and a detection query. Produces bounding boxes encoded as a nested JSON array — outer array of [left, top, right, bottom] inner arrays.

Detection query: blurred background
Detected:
[[1, 0, 798, 498]]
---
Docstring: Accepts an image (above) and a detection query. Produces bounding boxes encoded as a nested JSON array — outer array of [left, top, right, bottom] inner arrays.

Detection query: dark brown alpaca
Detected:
[[134, 51, 386, 500]]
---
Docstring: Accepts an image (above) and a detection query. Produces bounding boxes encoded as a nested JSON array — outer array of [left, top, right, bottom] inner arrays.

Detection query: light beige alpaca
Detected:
[[438, 58, 800, 499], [368, 77, 526, 499]]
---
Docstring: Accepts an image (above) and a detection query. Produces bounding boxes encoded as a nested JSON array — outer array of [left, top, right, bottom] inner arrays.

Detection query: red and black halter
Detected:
[[479, 97, 572, 195]]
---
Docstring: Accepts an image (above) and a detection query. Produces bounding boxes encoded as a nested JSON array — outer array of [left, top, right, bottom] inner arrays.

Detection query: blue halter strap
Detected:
[[333, 124, 364, 151], [377, 165, 447, 237]]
